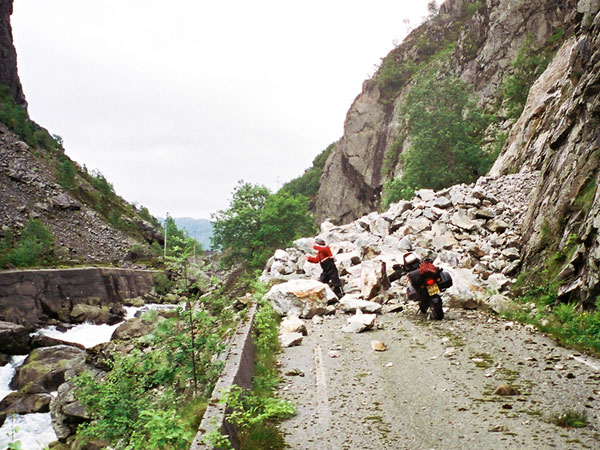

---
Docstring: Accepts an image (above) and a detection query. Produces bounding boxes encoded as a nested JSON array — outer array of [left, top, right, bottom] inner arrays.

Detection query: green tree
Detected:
[[211, 181, 316, 269], [254, 191, 315, 267], [211, 181, 270, 266], [384, 70, 492, 206]]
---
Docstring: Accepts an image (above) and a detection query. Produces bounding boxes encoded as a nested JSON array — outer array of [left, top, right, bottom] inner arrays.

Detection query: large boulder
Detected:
[[339, 294, 382, 314], [50, 357, 104, 441], [111, 317, 153, 341], [10, 345, 84, 392], [264, 279, 337, 318], [69, 304, 122, 325], [0, 321, 30, 354], [360, 260, 391, 300]]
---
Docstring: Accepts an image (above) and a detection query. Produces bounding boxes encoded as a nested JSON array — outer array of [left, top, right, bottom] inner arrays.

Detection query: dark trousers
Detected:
[[319, 259, 343, 298]]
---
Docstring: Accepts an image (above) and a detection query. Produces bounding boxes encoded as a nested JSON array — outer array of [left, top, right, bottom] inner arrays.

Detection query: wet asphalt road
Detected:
[[276, 305, 600, 450]]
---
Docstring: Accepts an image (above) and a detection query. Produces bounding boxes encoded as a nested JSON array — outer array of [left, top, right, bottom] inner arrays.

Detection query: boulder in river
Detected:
[[10, 345, 84, 392], [0, 321, 31, 354]]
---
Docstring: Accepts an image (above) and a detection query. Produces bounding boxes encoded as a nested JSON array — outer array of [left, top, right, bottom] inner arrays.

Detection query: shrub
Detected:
[[56, 155, 76, 189], [550, 409, 587, 428], [500, 30, 565, 120], [154, 273, 172, 295], [0, 218, 55, 268], [0, 85, 60, 151]]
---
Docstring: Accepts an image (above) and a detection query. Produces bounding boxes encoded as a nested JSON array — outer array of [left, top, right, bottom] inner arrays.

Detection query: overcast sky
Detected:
[[12, 0, 430, 220]]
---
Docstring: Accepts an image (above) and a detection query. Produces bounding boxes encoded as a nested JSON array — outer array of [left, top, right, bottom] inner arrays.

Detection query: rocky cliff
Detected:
[[314, 0, 599, 305], [490, 1, 600, 306], [0, 0, 25, 106], [0, 0, 163, 266]]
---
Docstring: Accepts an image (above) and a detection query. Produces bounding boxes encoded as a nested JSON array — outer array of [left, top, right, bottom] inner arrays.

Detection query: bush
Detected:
[[383, 69, 493, 206], [56, 155, 76, 189], [154, 273, 172, 295], [0, 218, 55, 268], [500, 30, 565, 120], [0, 85, 60, 151]]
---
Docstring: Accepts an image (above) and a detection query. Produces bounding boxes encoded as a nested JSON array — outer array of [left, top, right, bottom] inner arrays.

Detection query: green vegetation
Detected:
[[0, 218, 55, 268], [280, 142, 335, 202], [211, 295, 294, 449], [382, 69, 495, 207], [462, 1, 484, 18], [74, 279, 235, 449], [500, 30, 565, 120], [550, 409, 588, 428], [211, 181, 316, 270], [0, 85, 62, 151], [55, 154, 76, 189]]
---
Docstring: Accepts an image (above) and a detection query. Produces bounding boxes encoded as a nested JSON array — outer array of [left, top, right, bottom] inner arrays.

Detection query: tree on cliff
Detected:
[[383, 70, 493, 206], [211, 181, 315, 269]]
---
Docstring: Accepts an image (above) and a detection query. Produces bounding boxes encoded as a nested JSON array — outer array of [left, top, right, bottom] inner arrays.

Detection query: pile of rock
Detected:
[[262, 170, 539, 340]]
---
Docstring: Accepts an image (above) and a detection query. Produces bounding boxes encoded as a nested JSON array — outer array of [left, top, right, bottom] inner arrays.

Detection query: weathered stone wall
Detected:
[[190, 303, 257, 450], [0, 268, 158, 327]]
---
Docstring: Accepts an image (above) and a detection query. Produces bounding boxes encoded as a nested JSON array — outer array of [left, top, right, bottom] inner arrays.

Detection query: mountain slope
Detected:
[[315, 0, 577, 223], [0, 0, 163, 266], [311, 0, 599, 305]]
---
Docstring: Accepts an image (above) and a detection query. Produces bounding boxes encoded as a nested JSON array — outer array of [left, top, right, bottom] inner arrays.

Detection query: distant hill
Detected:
[[159, 217, 213, 250]]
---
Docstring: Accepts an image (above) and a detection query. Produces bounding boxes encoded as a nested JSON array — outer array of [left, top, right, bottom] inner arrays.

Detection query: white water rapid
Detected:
[[0, 304, 177, 449]]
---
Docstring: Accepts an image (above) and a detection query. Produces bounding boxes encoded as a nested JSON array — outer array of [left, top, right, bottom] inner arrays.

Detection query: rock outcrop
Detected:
[[0, 267, 158, 328], [490, 2, 600, 306], [0, 0, 26, 106], [315, 0, 577, 224], [311, 0, 599, 305]]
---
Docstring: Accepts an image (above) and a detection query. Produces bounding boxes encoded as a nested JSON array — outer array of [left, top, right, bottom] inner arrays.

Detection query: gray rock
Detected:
[[486, 219, 510, 233], [451, 210, 477, 231], [265, 279, 335, 318], [486, 294, 518, 314], [0, 321, 31, 354], [339, 295, 382, 314], [280, 332, 303, 348]]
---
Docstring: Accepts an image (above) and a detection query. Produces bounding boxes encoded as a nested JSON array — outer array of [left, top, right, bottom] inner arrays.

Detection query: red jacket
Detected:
[[307, 243, 333, 265]]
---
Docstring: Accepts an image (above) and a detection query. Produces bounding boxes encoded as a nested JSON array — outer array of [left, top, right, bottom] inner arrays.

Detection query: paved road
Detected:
[[277, 304, 600, 449]]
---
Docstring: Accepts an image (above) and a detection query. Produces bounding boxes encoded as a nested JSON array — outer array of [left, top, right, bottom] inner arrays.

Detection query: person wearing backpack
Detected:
[[306, 238, 344, 299]]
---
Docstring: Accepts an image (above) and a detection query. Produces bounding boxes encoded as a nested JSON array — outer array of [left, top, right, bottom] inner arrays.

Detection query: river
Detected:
[[0, 304, 175, 449]]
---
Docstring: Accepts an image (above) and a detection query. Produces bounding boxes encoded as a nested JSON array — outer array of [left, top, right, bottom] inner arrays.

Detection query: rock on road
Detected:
[[276, 306, 600, 449]]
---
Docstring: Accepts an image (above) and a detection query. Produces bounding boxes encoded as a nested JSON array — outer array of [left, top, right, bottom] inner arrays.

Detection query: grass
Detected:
[[220, 289, 294, 450], [550, 409, 588, 428]]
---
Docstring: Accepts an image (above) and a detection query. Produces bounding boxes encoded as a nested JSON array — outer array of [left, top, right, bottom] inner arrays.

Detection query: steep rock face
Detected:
[[490, 2, 600, 306], [0, 0, 26, 106], [315, 0, 577, 224], [0, 267, 158, 327]]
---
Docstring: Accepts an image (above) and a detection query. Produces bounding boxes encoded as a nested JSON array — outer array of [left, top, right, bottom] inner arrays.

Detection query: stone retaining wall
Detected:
[[0, 267, 159, 327], [190, 302, 257, 450]]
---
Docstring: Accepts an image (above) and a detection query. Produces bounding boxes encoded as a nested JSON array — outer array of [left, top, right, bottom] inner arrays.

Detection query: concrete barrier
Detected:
[[190, 302, 258, 450]]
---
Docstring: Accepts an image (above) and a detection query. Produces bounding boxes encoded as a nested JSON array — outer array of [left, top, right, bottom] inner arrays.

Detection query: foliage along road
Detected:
[[276, 304, 600, 449]]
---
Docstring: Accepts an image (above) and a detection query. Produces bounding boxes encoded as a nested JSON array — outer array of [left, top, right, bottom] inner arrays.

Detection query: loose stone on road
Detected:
[[276, 307, 600, 449]]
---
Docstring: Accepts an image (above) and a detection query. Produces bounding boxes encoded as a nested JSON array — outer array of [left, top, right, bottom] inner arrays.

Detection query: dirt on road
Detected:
[[276, 304, 600, 450]]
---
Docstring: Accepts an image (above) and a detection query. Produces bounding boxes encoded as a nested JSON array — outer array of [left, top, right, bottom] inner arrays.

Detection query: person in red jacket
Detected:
[[306, 238, 344, 299]]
